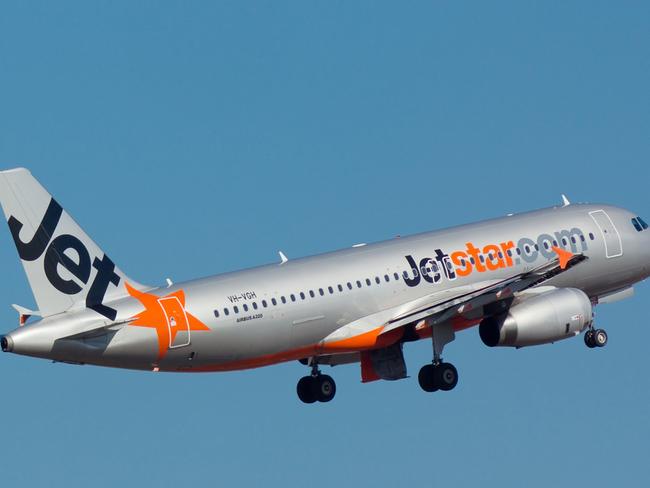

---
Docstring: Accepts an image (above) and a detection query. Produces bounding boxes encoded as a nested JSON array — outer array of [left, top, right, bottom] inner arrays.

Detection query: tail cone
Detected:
[[1, 335, 13, 352]]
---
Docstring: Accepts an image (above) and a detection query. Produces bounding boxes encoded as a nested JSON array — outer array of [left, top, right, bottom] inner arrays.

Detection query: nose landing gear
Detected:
[[584, 327, 608, 348], [296, 360, 337, 404]]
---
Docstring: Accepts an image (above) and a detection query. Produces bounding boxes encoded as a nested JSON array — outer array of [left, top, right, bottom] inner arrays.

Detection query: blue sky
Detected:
[[1, 2, 649, 486]]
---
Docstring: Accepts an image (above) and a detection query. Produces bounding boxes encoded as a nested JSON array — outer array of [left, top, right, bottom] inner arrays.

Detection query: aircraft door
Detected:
[[158, 296, 191, 348], [589, 210, 623, 258]]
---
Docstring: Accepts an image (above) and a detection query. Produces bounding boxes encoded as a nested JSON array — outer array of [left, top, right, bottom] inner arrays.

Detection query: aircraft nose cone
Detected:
[[1, 335, 13, 352]]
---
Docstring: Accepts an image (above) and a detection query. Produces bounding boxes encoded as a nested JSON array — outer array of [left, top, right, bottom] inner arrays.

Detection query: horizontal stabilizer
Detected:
[[12, 304, 40, 317]]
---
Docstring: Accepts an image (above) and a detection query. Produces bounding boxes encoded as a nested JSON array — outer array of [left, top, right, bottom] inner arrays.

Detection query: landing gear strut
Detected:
[[584, 327, 608, 348], [297, 359, 336, 404], [418, 322, 459, 393]]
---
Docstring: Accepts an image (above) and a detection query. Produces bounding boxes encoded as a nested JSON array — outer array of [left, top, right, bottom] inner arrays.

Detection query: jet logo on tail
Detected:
[[8, 198, 121, 320]]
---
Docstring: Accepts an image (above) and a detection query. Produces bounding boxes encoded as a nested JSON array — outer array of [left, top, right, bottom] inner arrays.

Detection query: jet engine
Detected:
[[479, 288, 593, 347]]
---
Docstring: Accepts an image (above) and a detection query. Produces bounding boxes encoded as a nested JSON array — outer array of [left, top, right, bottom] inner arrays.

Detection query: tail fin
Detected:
[[0, 168, 145, 319]]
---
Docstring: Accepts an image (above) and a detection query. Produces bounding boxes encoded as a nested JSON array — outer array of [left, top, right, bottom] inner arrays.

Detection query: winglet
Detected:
[[561, 194, 571, 207], [278, 251, 288, 264], [552, 246, 573, 270]]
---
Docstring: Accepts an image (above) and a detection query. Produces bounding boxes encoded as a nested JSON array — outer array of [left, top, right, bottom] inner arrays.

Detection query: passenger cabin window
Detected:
[[271, 298, 277, 306], [338, 284, 343, 292], [365, 278, 371, 286], [243, 304, 248, 312], [224, 308, 229, 316], [319, 288, 324, 296], [309, 290, 315, 298], [214, 310, 219, 318], [300, 292, 305, 300], [252, 302, 258, 310], [262, 300, 267, 308], [233, 306, 239, 314], [328, 286, 334, 294]]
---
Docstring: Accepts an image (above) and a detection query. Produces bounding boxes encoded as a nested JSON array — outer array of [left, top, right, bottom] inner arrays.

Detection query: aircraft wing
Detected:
[[319, 252, 587, 352], [380, 252, 588, 336]]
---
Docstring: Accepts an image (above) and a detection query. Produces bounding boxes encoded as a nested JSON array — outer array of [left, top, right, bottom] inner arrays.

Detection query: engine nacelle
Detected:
[[479, 288, 593, 347]]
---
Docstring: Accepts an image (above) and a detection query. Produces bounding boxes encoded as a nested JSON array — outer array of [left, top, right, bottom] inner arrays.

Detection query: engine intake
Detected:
[[479, 288, 593, 347]]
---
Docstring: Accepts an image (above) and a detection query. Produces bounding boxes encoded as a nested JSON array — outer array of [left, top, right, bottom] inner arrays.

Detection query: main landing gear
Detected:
[[418, 322, 459, 393], [297, 360, 336, 404], [418, 362, 458, 392], [584, 327, 608, 348]]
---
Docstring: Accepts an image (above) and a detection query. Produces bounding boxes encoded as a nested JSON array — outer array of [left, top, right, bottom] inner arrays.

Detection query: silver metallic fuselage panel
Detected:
[[4, 203, 650, 372]]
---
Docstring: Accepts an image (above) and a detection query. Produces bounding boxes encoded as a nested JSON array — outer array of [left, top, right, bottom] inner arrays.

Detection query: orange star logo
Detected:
[[125, 282, 210, 361]]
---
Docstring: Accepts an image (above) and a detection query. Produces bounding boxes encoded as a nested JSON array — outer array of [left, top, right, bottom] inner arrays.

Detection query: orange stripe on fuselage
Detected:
[[320, 325, 404, 352], [187, 326, 404, 372], [185, 320, 478, 373]]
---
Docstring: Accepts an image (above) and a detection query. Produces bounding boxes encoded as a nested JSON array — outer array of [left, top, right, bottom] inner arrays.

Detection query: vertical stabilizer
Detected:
[[0, 168, 146, 319]]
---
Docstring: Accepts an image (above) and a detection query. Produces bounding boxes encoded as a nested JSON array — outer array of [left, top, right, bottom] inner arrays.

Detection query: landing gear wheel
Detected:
[[315, 374, 336, 403], [297, 376, 316, 404], [297, 374, 337, 403], [419, 363, 459, 393], [584, 329, 596, 348], [435, 363, 459, 391], [418, 364, 439, 392], [594, 329, 608, 348]]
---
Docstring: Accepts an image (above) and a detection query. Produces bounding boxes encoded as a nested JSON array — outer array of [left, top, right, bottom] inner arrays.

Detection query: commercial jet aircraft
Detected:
[[1, 168, 648, 403]]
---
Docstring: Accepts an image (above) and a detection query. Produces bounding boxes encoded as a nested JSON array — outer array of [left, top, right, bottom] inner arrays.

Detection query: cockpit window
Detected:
[[632, 218, 643, 232], [639, 217, 649, 230]]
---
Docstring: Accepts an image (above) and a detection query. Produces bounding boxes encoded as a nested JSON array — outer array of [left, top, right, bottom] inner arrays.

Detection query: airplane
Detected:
[[0, 168, 648, 404]]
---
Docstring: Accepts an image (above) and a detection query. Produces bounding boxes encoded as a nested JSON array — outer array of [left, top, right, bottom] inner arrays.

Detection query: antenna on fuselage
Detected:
[[278, 251, 289, 265], [561, 194, 571, 207]]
